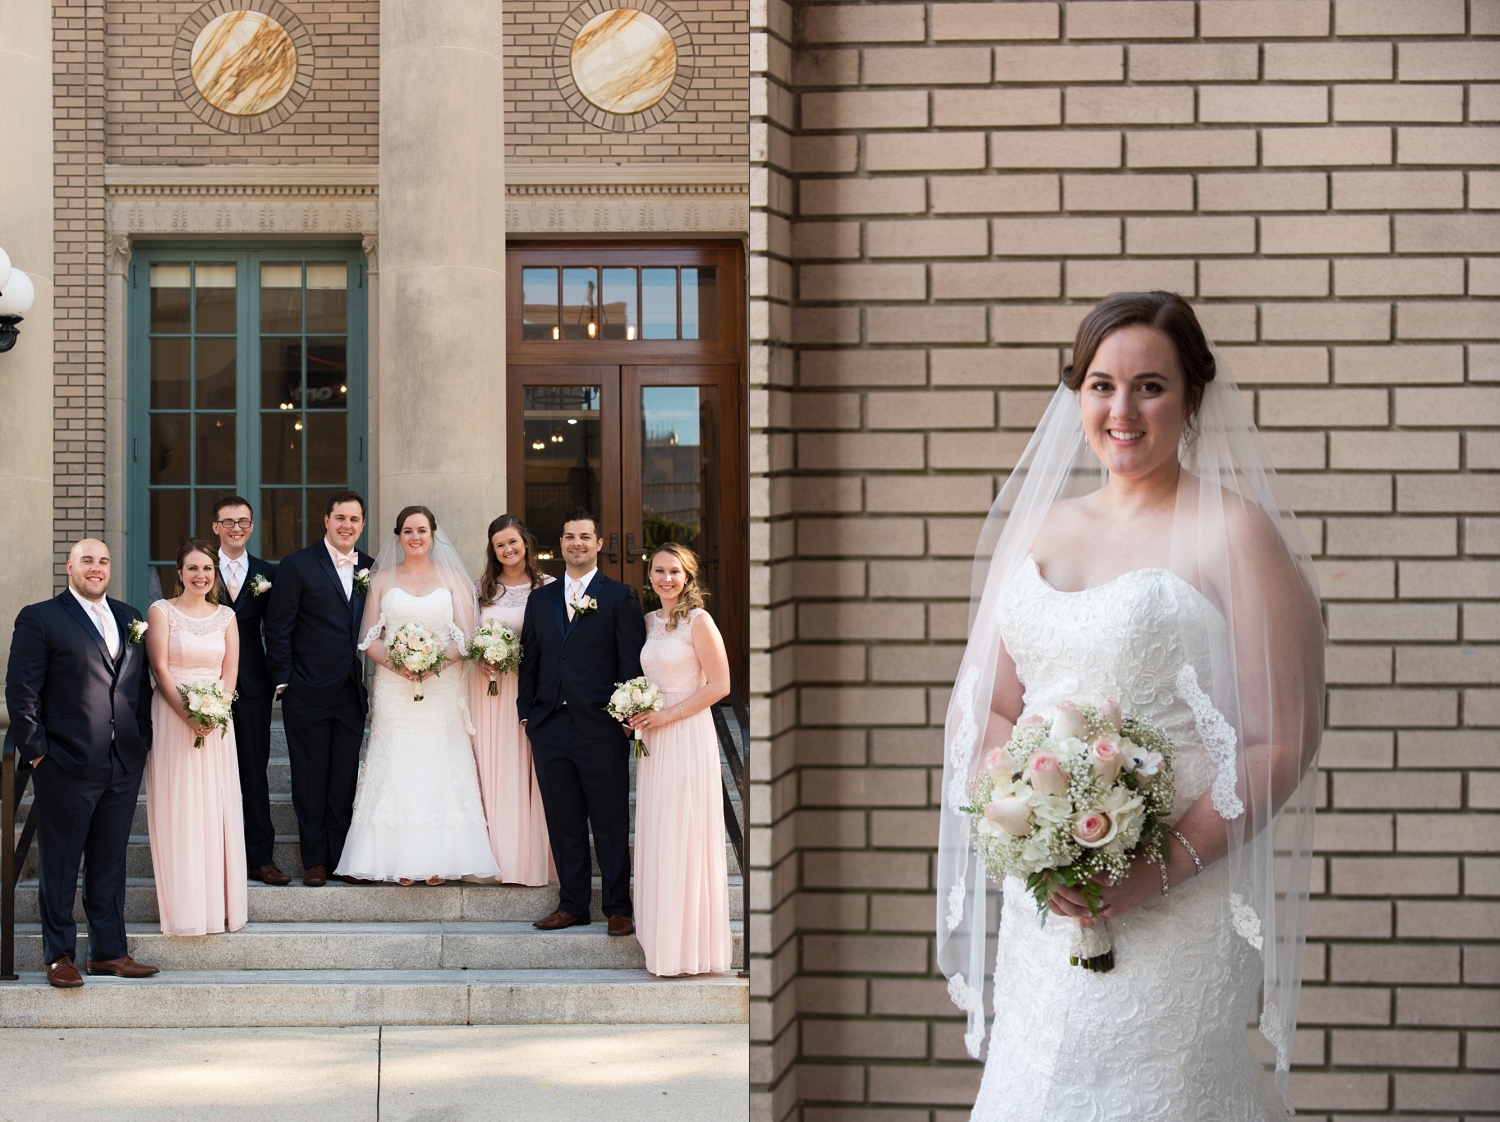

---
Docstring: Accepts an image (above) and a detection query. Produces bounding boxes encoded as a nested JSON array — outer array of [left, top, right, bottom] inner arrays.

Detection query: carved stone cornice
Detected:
[[106, 196, 377, 237], [505, 195, 749, 234]]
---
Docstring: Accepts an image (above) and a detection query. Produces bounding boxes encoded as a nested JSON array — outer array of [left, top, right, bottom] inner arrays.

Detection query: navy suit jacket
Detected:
[[517, 571, 647, 742], [223, 553, 278, 699], [263, 542, 375, 717], [4, 592, 153, 777]]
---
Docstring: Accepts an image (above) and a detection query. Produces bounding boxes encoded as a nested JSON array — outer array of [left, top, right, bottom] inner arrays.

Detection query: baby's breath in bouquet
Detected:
[[963, 698, 1175, 971]]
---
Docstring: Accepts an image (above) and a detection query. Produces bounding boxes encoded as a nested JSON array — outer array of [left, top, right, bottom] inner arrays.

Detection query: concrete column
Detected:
[[0, 0, 56, 712], [378, 2, 506, 565], [104, 235, 131, 593]]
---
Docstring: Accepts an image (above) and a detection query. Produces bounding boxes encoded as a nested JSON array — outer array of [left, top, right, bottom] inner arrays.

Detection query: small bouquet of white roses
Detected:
[[607, 676, 664, 759], [467, 620, 522, 695], [176, 679, 237, 749], [962, 698, 1175, 972], [386, 621, 449, 702]]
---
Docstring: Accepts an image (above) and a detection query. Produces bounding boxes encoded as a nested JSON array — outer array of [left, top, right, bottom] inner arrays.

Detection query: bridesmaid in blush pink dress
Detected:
[[628, 543, 733, 976], [471, 515, 556, 885], [143, 538, 248, 936]]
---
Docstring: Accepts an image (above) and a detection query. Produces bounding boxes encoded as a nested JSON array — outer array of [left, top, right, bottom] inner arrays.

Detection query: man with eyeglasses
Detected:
[[211, 496, 288, 886]]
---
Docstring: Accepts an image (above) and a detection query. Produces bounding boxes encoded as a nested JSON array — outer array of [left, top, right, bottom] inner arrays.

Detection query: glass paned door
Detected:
[[128, 246, 367, 607]]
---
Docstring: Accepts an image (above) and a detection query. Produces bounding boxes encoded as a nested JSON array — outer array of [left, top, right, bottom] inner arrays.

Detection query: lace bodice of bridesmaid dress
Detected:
[[153, 600, 234, 681], [641, 609, 707, 695], [477, 577, 553, 632]]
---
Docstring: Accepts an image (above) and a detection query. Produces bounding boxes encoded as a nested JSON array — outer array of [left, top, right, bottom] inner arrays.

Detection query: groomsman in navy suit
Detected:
[[4, 539, 159, 987], [210, 495, 287, 886], [264, 492, 375, 887], [518, 508, 647, 934]]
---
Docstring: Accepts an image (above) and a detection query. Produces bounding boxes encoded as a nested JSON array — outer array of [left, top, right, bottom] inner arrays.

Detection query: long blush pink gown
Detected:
[[145, 601, 248, 936], [636, 608, 733, 976], [471, 580, 556, 885]]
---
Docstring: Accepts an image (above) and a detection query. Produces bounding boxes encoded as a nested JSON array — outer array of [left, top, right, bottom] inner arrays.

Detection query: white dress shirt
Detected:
[[565, 567, 598, 621], [326, 539, 358, 599], [70, 586, 119, 658], [221, 552, 247, 602]]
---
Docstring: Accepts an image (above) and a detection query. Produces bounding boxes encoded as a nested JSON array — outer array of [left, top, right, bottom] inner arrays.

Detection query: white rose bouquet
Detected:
[[962, 698, 1174, 972], [386, 621, 449, 702], [606, 676, 664, 759], [176, 679, 237, 749], [467, 620, 522, 695]]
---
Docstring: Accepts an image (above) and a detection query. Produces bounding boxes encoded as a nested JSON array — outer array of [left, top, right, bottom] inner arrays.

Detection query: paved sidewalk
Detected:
[[0, 1024, 748, 1121]]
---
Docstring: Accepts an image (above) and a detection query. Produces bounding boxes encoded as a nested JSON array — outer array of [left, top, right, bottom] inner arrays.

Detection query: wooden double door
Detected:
[[506, 243, 747, 688]]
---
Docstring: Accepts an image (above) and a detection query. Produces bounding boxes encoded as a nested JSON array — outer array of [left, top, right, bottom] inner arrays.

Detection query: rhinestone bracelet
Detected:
[[1170, 829, 1203, 876]]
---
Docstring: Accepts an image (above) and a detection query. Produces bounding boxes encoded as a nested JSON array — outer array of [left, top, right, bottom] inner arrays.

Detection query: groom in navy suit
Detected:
[[4, 539, 158, 987], [518, 508, 646, 934], [264, 491, 375, 886]]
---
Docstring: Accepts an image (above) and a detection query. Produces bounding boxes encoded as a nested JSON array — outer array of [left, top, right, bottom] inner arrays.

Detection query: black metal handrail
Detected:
[[2, 728, 37, 981], [710, 682, 750, 977]]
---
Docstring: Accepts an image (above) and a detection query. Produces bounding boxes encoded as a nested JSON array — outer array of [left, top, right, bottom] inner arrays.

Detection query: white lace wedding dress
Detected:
[[336, 587, 501, 882], [971, 556, 1285, 1122]]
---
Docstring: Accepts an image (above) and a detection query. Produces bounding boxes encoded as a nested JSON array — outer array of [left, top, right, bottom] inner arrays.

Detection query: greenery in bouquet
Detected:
[[467, 620, 522, 694], [963, 699, 1175, 921]]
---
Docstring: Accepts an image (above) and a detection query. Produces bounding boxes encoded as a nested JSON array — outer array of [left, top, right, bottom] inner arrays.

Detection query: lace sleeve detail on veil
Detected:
[[449, 625, 466, 645], [358, 614, 386, 652], [1176, 663, 1245, 820], [947, 974, 986, 1058]]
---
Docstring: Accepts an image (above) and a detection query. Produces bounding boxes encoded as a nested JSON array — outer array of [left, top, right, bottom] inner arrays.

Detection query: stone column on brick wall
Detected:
[[0, 0, 56, 709], [104, 235, 131, 593], [378, 2, 505, 561]]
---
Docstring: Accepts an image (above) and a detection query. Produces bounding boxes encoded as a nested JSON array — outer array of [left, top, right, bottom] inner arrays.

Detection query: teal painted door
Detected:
[[127, 246, 368, 607]]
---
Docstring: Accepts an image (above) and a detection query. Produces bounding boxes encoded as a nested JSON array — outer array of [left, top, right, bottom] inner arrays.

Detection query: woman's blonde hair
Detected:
[[648, 542, 707, 630]]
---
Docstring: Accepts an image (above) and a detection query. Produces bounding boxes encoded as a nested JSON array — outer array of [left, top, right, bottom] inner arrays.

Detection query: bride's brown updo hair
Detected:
[[173, 538, 221, 605], [394, 505, 437, 536], [648, 542, 707, 631], [1063, 291, 1217, 420]]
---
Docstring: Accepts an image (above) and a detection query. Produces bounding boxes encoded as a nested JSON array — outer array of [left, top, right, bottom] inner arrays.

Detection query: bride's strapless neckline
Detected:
[[1025, 554, 1224, 623], [383, 585, 453, 603]]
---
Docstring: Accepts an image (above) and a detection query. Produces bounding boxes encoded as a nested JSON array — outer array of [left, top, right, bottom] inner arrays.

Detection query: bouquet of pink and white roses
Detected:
[[177, 679, 237, 749], [962, 698, 1174, 972], [386, 621, 449, 701], [467, 620, 522, 695]]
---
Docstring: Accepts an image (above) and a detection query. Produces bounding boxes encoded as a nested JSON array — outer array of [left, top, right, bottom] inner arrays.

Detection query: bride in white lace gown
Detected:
[[940, 294, 1323, 1121], [337, 506, 500, 884]]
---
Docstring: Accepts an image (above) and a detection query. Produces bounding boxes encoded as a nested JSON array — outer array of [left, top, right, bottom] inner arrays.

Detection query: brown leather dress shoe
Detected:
[[86, 955, 159, 978], [532, 909, 590, 930], [302, 864, 327, 887], [249, 864, 292, 886], [607, 915, 635, 937], [47, 956, 84, 988]]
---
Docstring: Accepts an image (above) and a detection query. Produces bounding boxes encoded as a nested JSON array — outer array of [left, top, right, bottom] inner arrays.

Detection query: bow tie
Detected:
[[333, 553, 355, 569]]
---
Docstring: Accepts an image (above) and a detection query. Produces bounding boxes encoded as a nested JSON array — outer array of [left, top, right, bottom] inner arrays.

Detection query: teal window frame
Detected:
[[126, 243, 369, 607]]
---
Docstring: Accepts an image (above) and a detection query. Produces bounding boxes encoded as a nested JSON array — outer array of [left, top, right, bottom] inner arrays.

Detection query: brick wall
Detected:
[[505, 0, 749, 161], [758, 1, 1500, 1118], [105, 0, 380, 164]]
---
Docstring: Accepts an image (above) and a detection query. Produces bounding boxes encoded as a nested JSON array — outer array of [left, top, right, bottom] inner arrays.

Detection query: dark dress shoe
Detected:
[[302, 864, 327, 887], [532, 909, 589, 930], [249, 864, 292, 886], [607, 915, 635, 937], [47, 956, 84, 988], [86, 955, 159, 978]]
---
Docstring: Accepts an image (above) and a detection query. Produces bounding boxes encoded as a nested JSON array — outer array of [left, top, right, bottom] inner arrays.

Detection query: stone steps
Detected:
[[9, 921, 745, 973], [12, 877, 744, 925], [0, 968, 749, 1028]]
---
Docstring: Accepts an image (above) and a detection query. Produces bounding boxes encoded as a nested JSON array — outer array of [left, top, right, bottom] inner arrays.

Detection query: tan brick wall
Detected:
[[505, 0, 749, 161], [764, 1, 1500, 1118], [105, 1, 380, 164]]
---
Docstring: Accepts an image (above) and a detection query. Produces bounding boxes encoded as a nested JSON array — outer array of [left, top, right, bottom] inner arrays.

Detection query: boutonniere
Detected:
[[127, 618, 148, 645], [569, 595, 598, 617], [353, 568, 371, 595], [249, 574, 273, 598]]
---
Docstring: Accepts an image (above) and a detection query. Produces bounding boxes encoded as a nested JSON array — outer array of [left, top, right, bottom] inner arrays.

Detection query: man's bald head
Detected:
[[67, 538, 111, 601]]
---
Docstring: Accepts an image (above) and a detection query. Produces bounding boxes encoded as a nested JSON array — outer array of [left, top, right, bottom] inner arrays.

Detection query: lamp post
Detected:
[[0, 245, 37, 353]]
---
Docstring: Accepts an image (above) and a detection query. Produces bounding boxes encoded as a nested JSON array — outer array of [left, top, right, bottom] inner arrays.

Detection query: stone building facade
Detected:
[[748, 2, 1500, 1119]]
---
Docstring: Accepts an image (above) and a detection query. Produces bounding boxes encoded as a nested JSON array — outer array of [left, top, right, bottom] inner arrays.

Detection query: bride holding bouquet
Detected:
[[939, 292, 1324, 1119], [337, 505, 500, 885]]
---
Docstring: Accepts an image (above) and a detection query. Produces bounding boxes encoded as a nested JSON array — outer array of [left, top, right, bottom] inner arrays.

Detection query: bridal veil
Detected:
[[936, 298, 1325, 1101]]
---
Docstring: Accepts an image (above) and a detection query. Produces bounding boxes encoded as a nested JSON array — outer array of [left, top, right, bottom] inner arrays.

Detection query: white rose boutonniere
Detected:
[[569, 595, 598, 617], [353, 568, 371, 595], [249, 574, 273, 597], [127, 618, 148, 645]]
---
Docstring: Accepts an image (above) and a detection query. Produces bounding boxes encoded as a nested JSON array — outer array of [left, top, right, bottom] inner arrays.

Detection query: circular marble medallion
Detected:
[[569, 8, 677, 115], [190, 9, 298, 116]]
